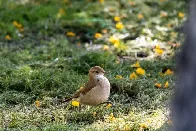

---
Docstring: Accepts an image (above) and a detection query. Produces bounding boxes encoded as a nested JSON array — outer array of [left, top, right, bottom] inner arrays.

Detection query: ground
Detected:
[[0, 0, 186, 130]]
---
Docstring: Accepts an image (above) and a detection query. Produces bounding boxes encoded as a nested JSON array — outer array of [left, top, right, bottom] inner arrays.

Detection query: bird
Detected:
[[64, 66, 111, 106]]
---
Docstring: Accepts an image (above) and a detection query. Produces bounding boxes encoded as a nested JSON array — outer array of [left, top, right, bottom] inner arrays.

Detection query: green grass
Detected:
[[0, 0, 186, 130], [0, 36, 175, 130]]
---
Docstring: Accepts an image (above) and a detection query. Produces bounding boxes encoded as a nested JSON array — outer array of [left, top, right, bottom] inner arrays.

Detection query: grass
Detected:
[[0, 0, 186, 130]]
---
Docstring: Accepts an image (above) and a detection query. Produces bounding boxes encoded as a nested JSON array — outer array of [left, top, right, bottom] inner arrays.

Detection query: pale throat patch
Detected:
[[95, 74, 104, 82]]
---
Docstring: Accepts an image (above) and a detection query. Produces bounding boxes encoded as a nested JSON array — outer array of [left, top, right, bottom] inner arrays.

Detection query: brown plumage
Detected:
[[64, 66, 110, 105]]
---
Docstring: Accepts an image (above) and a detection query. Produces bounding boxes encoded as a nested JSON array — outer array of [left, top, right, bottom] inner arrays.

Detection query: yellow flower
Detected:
[[116, 22, 124, 30], [5, 35, 11, 40], [103, 45, 109, 51], [114, 42, 120, 48], [57, 8, 65, 18], [99, 0, 104, 3], [140, 123, 147, 129], [178, 12, 185, 18], [165, 69, 173, 75], [71, 100, 80, 107], [35, 100, 40, 107], [108, 36, 123, 49], [164, 81, 169, 88], [93, 112, 97, 116], [155, 45, 164, 55], [109, 36, 120, 44], [115, 75, 123, 79], [114, 16, 121, 22], [13, 21, 22, 29], [130, 72, 137, 79], [80, 86, 84, 90], [109, 113, 115, 121], [131, 61, 140, 68], [155, 83, 162, 88], [155, 44, 161, 49], [106, 103, 112, 108], [137, 13, 144, 19], [66, 32, 75, 37], [155, 48, 164, 55], [94, 33, 102, 39], [136, 68, 145, 75]]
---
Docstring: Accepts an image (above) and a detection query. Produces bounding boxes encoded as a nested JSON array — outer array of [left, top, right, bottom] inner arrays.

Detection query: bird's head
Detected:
[[89, 66, 105, 80]]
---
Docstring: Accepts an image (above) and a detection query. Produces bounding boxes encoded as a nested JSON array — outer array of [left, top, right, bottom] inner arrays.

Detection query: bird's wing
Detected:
[[63, 80, 96, 102], [72, 81, 96, 98]]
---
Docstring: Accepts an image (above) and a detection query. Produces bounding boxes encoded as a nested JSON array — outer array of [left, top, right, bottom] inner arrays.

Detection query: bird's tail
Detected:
[[62, 97, 73, 103]]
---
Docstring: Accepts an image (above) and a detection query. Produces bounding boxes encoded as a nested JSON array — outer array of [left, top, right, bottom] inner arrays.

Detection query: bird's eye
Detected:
[[95, 71, 99, 74]]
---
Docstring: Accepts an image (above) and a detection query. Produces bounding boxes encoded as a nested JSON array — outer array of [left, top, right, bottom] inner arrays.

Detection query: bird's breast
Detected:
[[79, 77, 110, 105]]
